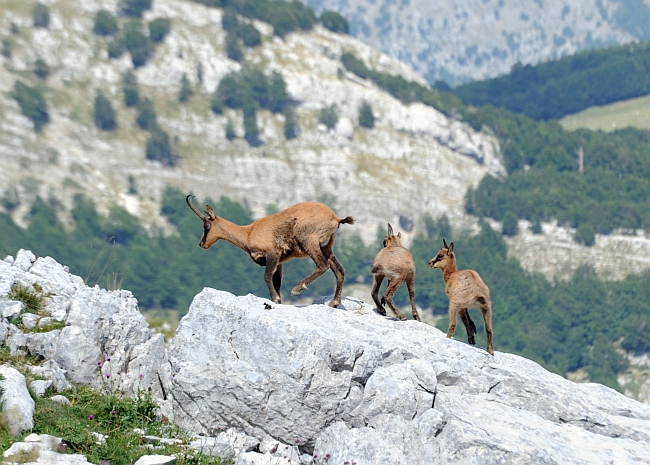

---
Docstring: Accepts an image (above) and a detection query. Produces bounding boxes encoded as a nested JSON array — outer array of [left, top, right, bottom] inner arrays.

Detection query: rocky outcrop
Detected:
[[3, 251, 650, 463], [167, 288, 650, 464], [0, 365, 35, 436]]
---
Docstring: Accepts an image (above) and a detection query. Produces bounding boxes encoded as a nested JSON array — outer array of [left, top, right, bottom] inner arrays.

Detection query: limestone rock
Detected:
[[168, 289, 650, 464], [0, 365, 35, 436]]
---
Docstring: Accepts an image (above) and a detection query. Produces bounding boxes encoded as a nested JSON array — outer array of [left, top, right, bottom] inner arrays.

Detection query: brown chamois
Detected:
[[429, 239, 494, 355], [370, 223, 420, 321], [186, 195, 354, 307]]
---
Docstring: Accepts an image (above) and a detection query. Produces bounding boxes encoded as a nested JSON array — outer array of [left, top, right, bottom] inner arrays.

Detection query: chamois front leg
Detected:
[[327, 252, 346, 307], [264, 255, 282, 304], [371, 274, 387, 316], [447, 303, 463, 339]]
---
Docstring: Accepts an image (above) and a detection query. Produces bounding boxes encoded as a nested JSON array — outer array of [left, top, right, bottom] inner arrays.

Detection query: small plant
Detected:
[[575, 223, 596, 246], [358, 101, 374, 128], [94, 90, 117, 131], [123, 70, 139, 107], [501, 211, 519, 236], [318, 104, 339, 130], [225, 32, 243, 62], [123, 19, 152, 67], [11, 81, 49, 132], [8, 282, 50, 314], [136, 97, 157, 130], [33, 3, 50, 28], [94, 10, 119, 36], [320, 10, 350, 34], [179, 73, 193, 103], [225, 118, 236, 141], [149, 17, 171, 43], [120, 0, 152, 18], [34, 57, 50, 79], [2, 38, 12, 59], [146, 127, 177, 166], [283, 106, 299, 139]]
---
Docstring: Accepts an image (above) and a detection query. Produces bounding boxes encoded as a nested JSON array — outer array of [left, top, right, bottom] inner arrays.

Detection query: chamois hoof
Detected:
[[468, 336, 476, 345], [328, 300, 341, 308], [290, 284, 307, 296]]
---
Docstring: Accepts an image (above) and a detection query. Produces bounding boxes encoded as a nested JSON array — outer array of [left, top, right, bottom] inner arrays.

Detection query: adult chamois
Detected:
[[186, 195, 354, 307], [370, 223, 420, 321], [429, 239, 494, 355]]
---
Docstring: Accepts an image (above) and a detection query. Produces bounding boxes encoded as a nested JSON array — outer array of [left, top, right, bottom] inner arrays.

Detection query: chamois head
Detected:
[[429, 239, 455, 269], [186, 195, 220, 249], [382, 223, 402, 248]]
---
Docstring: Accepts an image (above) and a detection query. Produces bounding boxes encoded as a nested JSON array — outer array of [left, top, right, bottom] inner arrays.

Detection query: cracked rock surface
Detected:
[[168, 289, 650, 464]]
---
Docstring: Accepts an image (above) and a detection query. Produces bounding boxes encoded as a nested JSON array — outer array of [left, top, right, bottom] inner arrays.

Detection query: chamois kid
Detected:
[[429, 239, 494, 355], [371, 223, 420, 321], [186, 195, 354, 307]]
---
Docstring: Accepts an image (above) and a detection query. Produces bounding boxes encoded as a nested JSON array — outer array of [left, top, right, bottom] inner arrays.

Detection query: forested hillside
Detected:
[[452, 40, 650, 120]]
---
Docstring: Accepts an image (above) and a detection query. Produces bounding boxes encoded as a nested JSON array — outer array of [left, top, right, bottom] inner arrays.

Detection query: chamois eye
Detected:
[[437, 254, 443, 259], [203, 221, 211, 231]]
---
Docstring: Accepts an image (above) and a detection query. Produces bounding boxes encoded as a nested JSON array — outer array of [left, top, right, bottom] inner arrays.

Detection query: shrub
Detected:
[[94, 10, 119, 36], [225, 118, 236, 140], [320, 10, 349, 34], [225, 33, 244, 62], [146, 127, 176, 166], [318, 103, 339, 130], [575, 223, 596, 246], [11, 81, 49, 131], [149, 17, 171, 43], [215, 74, 243, 108], [122, 70, 139, 107], [136, 97, 157, 130], [120, 0, 152, 18], [107, 34, 126, 58], [33, 3, 50, 28], [358, 100, 374, 128], [283, 106, 299, 139], [123, 20, 151, 67], [9, 282, 48, 314], [268, 71, 289, 113], [501, 211, 519, 236], [94, 90, 117, 131], [242, 88, 260, 146], [2, 38, 12, 59], [179, 73, 193, 102], [531, 220, 542, 234], [222, 9, 239, 33], [34, 58, 49, 79], [239, 23, 262, 47]]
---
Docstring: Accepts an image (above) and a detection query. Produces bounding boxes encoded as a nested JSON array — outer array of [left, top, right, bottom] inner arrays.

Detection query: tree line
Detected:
[[2, 190, 649, 391]]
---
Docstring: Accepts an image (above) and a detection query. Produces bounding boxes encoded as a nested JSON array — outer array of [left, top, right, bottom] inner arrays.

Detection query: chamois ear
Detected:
[[443, 238, 448, 249], [387, 223, 393, 237], [397, 232, 401, 238], [448, 242, 454, 253], [205, 205, 217, 220]]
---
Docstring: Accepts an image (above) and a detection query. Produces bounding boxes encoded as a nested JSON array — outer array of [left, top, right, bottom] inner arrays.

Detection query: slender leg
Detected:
[[380, 280, 390, 306], [383, 278, 407, 321], [291, 243, 331, 297], [405, 274, 420, 321], [327, 253, 345, 307], [371, 274, 386, 316], [459, 308, 477, 345], [481, 304, 494, 355], [264, 255, 282, 303], [447, 303, 461, 338], [272, 264, 283, 301]]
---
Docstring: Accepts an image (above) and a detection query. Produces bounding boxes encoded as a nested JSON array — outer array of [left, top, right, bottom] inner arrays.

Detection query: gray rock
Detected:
[[189, 429, 260, 458], [0, 300, 23, 318], [30, 379, 53, 397], [29, 360, 72, 392], [168, 289, 650, 464], [0, 365, 35, 436], [3, 433, 91, 464], [21, 313, 39, 329], [133, 455, 177, 465], [0, 319, 8, 343], [49, 395, 71, 406]]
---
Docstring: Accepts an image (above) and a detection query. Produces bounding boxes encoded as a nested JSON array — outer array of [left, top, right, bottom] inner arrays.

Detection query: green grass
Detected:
[[0, 345, 230, 465], [559, 94, 650, 132], [7, 282, 51, 315]]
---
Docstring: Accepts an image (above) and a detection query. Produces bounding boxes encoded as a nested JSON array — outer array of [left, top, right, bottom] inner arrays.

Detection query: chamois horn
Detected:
[[186, 195, 207, 220]]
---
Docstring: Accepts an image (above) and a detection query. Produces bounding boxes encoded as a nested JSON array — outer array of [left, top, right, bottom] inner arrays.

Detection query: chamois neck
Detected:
[[216, 218, 252, 251], [441, 258, 458, 284]]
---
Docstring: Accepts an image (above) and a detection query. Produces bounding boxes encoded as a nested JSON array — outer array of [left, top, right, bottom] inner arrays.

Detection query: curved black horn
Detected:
[[387, 223, 394, 237], [443, 238, 449, 249], [186, 195, 207, 220]]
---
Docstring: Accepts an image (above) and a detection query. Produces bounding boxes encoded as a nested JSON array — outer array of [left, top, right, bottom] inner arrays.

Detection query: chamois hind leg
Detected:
[[290, 242, 331, 298], [405, 274, 420, 321], [382, 278, 407, 321], [371, 274, 387, 316], [459, 308, 477, 345], [327, 252, 346, 307], [272, 264, 283, 301], [264, 255, 282, 304], [481, 303, 494, 355], [447, 302, 463, 339]]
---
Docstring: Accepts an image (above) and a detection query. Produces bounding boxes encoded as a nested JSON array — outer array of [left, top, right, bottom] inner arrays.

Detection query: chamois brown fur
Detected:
[[429, 239, 494, 355], [186, 195, 354, 307], [371, 223, 420, 321]]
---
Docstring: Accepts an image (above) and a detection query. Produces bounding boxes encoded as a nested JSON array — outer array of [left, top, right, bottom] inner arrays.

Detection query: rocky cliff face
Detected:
[[305, 0, 649, 84], [3, 251, 650, 464]]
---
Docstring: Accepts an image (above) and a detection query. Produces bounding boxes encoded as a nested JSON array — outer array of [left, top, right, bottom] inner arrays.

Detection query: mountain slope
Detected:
[[304, 0, 650, 84], [0, 0, 503, 245]]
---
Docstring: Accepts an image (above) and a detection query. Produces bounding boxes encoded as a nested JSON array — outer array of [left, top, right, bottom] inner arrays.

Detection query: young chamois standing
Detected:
[[429, 239, 494, 355], [186, 195, 354, 307], [370, 223, 420, 321]]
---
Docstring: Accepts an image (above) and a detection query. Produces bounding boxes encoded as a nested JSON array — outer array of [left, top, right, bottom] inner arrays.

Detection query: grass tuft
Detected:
[[8, 282, 51, 315]]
